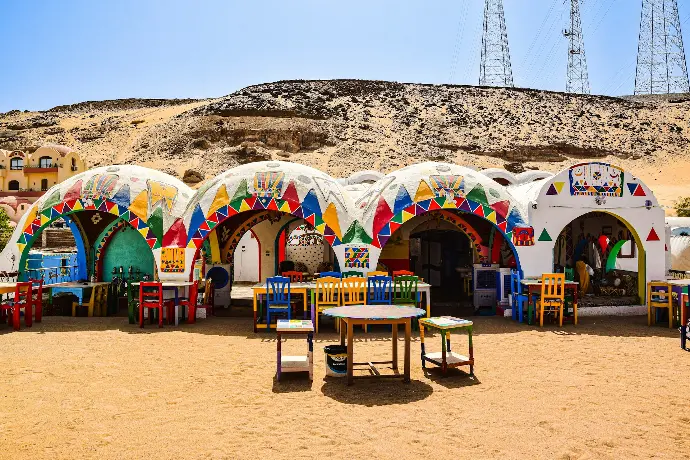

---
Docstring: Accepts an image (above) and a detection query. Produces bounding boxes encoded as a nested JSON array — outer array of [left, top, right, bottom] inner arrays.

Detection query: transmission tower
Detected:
[[479, 0, 514, 87], [564, 0, 590, 94], [634, 0, 690, 95]]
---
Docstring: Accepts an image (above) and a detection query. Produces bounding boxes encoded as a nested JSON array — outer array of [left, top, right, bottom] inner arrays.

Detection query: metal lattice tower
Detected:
[[479, 0, 514, 87], [564, 0, 590, 94], [634, 0, 690, 95]]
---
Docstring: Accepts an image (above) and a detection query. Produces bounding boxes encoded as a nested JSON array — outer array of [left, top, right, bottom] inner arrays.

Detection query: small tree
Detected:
[[676, 197, 690, 217], [0, 208, 13, 251]]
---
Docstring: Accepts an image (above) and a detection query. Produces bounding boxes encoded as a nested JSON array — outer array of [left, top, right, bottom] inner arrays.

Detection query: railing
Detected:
[[24, 266, 80, 284]]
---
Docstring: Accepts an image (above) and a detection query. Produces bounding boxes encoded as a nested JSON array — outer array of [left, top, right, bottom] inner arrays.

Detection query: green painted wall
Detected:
[[102, 228, 154, 281]]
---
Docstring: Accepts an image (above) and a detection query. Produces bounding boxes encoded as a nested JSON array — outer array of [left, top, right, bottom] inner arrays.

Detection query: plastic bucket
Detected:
[[324, 345, 347, 377]]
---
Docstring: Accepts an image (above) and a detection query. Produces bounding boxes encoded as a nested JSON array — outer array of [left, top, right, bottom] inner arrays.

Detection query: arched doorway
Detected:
[[554, 211, 644, 306], [233, 229, 260, 282]]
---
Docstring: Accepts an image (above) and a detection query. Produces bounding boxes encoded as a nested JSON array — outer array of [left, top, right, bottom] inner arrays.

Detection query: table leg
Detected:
[[340, 318, 346, 346], [468, 325, 474, 376], [404, 320, 411, 383], [253, 291, 258, 333], [277, 331, 282, 381], [572, 284, 578, 326], [527, 289, 533, 325], [420, 324, 426, 369], [441, 327, 447, 374], [392, 321, 398, 371], [347, 320, 354, 386]]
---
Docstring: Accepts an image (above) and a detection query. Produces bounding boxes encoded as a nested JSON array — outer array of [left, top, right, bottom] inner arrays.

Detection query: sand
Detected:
[[1, 315, 688, 460]]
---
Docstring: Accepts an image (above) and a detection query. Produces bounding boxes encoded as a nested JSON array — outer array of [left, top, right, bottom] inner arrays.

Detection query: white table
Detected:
[[131, 281, 194, 325]]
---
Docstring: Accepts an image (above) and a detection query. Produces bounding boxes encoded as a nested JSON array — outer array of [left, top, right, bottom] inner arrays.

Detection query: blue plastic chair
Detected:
[[511, 270, 530, 323], [318, 271, 342, 278], [266, 276, 291, 327], [367, 275, 392, 305]]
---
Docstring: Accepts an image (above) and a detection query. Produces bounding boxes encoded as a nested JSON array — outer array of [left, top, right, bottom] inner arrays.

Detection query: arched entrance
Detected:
[[553, 211, 645, 306]]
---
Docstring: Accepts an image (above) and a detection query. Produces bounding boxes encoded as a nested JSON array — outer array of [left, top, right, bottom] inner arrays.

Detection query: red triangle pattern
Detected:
[[647, 228, 660, 241]]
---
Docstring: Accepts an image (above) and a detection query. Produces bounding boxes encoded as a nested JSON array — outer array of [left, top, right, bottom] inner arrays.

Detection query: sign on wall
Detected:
[[344, 247, 370, 269], [568, 163, 623, 197], [161, 247, 186, 273]]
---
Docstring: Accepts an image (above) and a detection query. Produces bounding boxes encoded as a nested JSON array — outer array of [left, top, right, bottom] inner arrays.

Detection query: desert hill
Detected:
[[1, 79, 689, 210]]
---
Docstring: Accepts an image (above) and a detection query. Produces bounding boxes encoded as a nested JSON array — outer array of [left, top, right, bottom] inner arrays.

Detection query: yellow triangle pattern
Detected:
[[442, 198, 457, 208], [239, 199, 252, 213], [208, 185, 229, 216], [315, 223, 326, 234], [414, 180, 434, 202], [402, 210, 414, 222], [138, 228, 149, 239], [17, 243, 25, 254], [187, 239, 197, 248], [485, 210, 497, 224], [41, 214, 51, 226], [129, 191, 149, 220], [321, 203, 342, 239], [554, 182, 565, 194], [279, 201, 292, 213], [109, 204, 120, 216], [25, 206, 38, 227]]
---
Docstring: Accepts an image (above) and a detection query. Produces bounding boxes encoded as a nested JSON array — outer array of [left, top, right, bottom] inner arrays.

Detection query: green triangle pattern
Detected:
[[466, 184, 489, 207], [342, 221, 373, 244], [230, 179, 251, 203], [41, 189, 61, 212], [538, 228, 552, 242]]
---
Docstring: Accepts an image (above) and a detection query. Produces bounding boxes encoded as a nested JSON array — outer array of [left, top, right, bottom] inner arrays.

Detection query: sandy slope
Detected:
[[0, 315, 687, 460]]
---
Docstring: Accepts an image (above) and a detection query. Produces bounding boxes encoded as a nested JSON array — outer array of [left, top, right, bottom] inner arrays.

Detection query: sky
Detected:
[[1, 0, 689, 112]]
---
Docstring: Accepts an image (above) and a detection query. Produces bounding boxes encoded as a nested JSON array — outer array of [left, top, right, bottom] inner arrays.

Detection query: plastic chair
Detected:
[[314, 276, 341, 333], [30, 279, 43, 324], [510, 270, 530, 323], [393, 276, 418, 307], [647, 282, 675, 328], [318, 271, 342, 278], [367, 271, 389, 277], [393, 270, 414, 278], [195, 278, 214, 320], [0, 282, 32, 331], [282, 271, 304, 282], [266, 276, 291, 327], [367, 276, 392, 305], [139, 282, 174, 328], [342, 271, 361, 278], [564, 267, 575, 281], [72, 284, 108, 317], [536, 273, 565, 327], [178, 280, 199, 324]]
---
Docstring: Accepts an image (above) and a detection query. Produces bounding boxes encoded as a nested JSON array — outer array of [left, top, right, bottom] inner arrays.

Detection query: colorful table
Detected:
[[663, 278, 690, 329], [521, 279, 579, 325], [252, 282, 311, 331], [276, 319, 314, 381], [322, 305, 426, 385], [419, 317, 474, 376]]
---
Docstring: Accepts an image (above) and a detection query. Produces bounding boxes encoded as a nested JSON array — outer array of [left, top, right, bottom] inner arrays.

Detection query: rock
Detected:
[[190, 138, 211, 150], [182, 169, 204, 184], [505, 162, 525, 174]]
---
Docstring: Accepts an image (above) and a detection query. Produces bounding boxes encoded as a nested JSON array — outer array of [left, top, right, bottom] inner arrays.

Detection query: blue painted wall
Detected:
[[26, 252, 79, 283]]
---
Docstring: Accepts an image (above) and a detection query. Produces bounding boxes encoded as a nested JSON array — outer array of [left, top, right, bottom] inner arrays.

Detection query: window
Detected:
[[41, 179, 48, 191], [10, 158, 23, 170], [39, 156, 52, 168], [20, 205, 25, 210], [71, 158, 77, 171], [8, 180, 19, 191]]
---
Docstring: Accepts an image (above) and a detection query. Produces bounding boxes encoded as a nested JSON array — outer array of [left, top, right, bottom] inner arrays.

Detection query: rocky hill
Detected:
[[1, 79, 689, 207]]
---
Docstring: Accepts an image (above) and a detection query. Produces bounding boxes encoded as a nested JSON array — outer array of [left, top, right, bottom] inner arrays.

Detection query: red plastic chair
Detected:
[[30, 279, 43, 324], [393, 270, 414, 278], [282, 271, 304, 282], [0, 282, 32, 331], [139, 282, 174, 328], [178, 280, 199, 325]]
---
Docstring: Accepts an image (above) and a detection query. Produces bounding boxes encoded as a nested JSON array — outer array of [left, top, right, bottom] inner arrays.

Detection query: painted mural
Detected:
[[161, 248, 186, 273], [568, 163, 624, 197], [344, 247, 370, 268]]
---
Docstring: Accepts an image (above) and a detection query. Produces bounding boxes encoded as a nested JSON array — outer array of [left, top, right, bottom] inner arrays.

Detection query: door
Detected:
[[233, 232, 259, 282]]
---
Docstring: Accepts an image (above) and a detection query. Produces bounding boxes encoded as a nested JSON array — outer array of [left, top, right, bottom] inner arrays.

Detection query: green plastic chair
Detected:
[[565, 267, 575, 281], [342, 271, 362, 278], [393, 275, 420, 329]]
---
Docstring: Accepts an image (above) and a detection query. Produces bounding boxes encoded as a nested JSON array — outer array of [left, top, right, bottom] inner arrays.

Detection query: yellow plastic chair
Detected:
[[367, 270, 389, 277], [341, 276, 367, 332], [72, 284, 108, 317], [536, 273, 565, 327], [647, 282, 675, 328], [314, 276, 341, 333]]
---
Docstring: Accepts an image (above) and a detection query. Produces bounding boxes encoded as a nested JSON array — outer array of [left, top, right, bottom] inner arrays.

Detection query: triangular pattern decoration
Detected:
[[546, 184, 558, 196], [186, 204, 207, 243], [41, 189, 62, 212], [282, 181, 300, 203], [63, 180, 83, 203], [301, 189, 321, 218], [538, 228, 552, 242], [208, 185, 229, 216], [626, 183, 637, 195], [414, 180, 434, 202], [647, 228, 660, 241], [230, 179, 252, 203], [466, 184, 489, 207], [394, 185, 414, 214], [129, 190, 148, 220], [553, 182, 565, 194], [147, 207, 164, 242], [322, 203, 343, 240], [111, 184, 131, 209]]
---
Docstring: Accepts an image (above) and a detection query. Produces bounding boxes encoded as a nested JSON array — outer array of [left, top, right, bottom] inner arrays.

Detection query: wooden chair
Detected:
[[178, 280, 199, 325], [72, 284, 108, 317], [266, 276, 291, 327], [393, 270, 414, 278], [647, 282, 675, 328], [510, 270, 531, 324], [341, 276, 367, 332], [318, 271, 342, 278], [367, 275, 392, 305], [193, 278, 214, 321], [0, 282, 32, 331], [139, 282, 174, 328], [536, 273, 565, 327], [341, 271, 361, 278], [367, 270, 389, 277], [314, 276, 341, 333], [393, 276, 418, 307], [30, 279, 44, 324]]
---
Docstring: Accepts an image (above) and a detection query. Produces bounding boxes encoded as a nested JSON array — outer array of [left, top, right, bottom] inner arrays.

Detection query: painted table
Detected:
[[0, 282, 18, 295], [276, 319, 314, 381], [521, 279, 579, 325], [322, 305, 426, 385], [419, 317, 474, 376], [131, 281, 194, 325], [652, 278, 690, 328], [50, 282, 111, 304]]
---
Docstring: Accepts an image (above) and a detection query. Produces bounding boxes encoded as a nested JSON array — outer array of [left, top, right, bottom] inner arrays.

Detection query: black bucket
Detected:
[[324, 345, 347, 377]]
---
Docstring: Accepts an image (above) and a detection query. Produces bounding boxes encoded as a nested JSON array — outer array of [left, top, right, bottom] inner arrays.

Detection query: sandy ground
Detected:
[[1, 315, 688, 460]]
